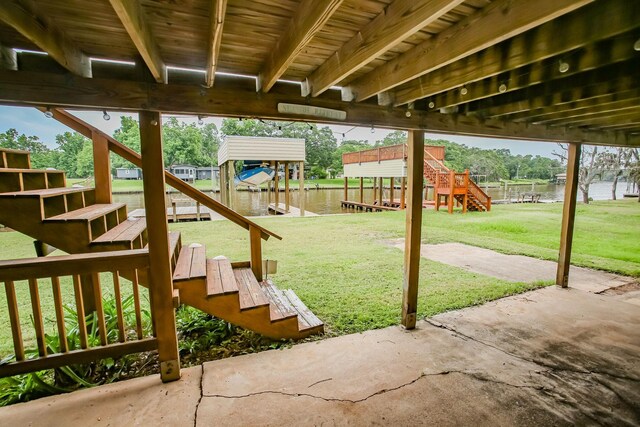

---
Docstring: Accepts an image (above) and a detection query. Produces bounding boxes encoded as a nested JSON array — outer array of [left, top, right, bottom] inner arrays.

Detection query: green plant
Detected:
[[176, 306, 235, 354]]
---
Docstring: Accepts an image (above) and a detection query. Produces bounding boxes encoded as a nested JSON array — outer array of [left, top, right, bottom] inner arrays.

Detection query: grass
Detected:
[[1, 200, 638, 355]]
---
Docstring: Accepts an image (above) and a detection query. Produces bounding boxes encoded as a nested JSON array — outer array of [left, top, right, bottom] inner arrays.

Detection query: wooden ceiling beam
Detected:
[[0, 0, 91, 77], [348, 0, 594, 103], [430, 33, 638, 110], [205, 0, 227, 87], [390, 0, 639, 107], [108, 0, 166, 84], [302, 0, 465, 98], [551, 110, 640, 129], [258, 0, 343, 93], [533, 100, 640, 126], [0, 69, 636, 147], [0, 43, 18, 71]]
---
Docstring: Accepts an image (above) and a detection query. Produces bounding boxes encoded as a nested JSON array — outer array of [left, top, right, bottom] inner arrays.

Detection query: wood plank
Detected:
[[234, 269, 255, 310], [92, 131, 112, 204], [0, 43, 18, 71], [392, 0, 639, 106], [51, 276, 69, 352], [189, 245, 207, 279], [130, 270, 143, 340], [172, 245, 193, 281], [249, 226, 263, 281], [304, 0, 464, 97], [218, 257, 238, 294], [4, 280, 25, 361], [282, 289, 323, 330], [48, 203, 126, 221], [72, 274, 88, 349], [93, 217, 146, 243], [259, 0, 343, 93], [556, 143, 581, 287], [348, 0, 594, 102], [259, 280, 297, 321], [402, 130, 424, 329], [92, 272, 108, 346], [139, 110, 180, 382], [0, 0, 91, 77], [28, 278, 46, 356], [108, 0, 166, 83], [112, 272, 126, 343], [206, 259, 224, 296], [205, 0, 227, 87], [240, 268, 269, 306]]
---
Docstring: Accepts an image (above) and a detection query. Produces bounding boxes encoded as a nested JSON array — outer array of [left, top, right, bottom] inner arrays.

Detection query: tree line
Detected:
[[1, 119, 638, 203]]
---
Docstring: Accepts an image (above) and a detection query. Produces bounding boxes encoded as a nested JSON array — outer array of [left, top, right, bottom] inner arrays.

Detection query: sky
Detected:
[[0, 105, 559, 158]]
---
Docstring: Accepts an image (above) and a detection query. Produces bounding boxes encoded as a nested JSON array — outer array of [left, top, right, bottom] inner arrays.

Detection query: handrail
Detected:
[[46, 108, 281, 241], [423, 150, 449, 172], [343, 144, 445, 165], [467, 179, 492, 211]]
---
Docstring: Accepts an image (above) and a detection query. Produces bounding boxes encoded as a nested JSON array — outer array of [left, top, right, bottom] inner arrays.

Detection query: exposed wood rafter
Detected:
[[0, 43, 18, 70], [391, 0, 640, 107], [108, 0, 166, 83], [0, 0, 91, 77], [258, 0, 343, 93], [0, 69, 636, 147], [303, 0, 465, 98], [205, 0, 228, 87], [348, 0, 594, 102]]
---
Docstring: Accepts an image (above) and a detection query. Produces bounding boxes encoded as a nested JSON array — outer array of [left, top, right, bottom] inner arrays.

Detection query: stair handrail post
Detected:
[[91, 131, 112, 204], [463, 169, 470, 214], [448, 170, 455, 214], [249, 225, 263, 281], [139, 110, 180, 383]]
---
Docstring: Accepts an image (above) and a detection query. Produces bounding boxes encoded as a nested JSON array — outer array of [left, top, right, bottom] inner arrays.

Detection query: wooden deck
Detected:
[[129, 206, 218, 222], [341, 199, 433, 212], [267, 203, 317, 217]]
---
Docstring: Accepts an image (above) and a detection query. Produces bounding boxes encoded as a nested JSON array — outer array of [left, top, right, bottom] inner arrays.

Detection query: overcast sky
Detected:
[[0, 105, 559, 157]]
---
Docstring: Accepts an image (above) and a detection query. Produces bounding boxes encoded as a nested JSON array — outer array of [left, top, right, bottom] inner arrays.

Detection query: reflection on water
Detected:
[[113, 181, 631, 217]]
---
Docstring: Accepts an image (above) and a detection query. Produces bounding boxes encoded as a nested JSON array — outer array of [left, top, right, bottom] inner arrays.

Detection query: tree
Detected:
[[54, 132, 91, 178], [374, 130, 407, 147], [553, 144, 604, 204], [112, 116, 141, 170], [597, 147, 636, 200], [330, 139, 371, 176], [0, 128, 54, 169]]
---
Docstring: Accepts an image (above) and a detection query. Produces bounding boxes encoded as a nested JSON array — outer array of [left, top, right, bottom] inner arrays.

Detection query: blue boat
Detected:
[[234, 166, 275, 187]]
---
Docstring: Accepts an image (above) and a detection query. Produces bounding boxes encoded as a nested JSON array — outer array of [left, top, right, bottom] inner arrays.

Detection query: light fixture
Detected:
[[428, 101, 435, 109], [634, 38, 640, 51], [102, 110, 110, 121], [370, 125, 375, 134], [460, 86, 468, 95], [558, 60, 570, 73], [150, 119, 158, 126], [197, 115, 204, 125], [342, 133, 346, 138], [405, 110, 412, 118], [43, 107, 53, 119], [405, 102, 413, 117], [498, 83, 507, 93]]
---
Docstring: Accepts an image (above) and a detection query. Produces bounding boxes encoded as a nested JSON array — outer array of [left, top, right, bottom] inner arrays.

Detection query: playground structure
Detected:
[[341, 144, 491, 213], [218, 136, 307, 216]]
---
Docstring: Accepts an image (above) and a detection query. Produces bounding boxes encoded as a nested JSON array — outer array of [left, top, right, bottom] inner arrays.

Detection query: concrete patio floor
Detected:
[[1, 285, 639, 426]]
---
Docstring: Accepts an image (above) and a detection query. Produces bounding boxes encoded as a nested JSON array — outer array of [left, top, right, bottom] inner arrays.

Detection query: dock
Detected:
[[129, 205, 223, 222], [267, 203, 317, 217]]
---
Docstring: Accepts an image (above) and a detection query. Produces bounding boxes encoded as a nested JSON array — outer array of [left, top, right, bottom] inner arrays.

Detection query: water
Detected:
[[113, 180, 633, 217]]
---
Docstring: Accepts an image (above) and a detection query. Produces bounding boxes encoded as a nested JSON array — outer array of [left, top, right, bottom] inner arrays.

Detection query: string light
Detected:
[[102, 110, 110, 121], [428, 101, 435, 109], [460, 86, 468, 95], [405, 102, 413, 118], [634, 38, 640, 51], [150, 119, 158, 126], [498, 83, 507, 93], [370, 125, 375, 134], [558, 60, 570, 73], [197, 115, 204, 125], [43, 107, 53, 119]]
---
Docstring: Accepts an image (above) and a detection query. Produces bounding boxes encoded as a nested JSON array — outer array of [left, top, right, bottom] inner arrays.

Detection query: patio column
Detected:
[[556, 143, 581, 288], [91, 131, 112, 204], [139, 111, 180, 382], [284, 162, 290, 212], [299, 161, 305, 216], [402, 130, 424, 329]]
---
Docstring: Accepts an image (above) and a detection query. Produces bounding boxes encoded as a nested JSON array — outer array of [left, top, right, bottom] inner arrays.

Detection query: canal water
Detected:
[[113, 181, 632, 217]]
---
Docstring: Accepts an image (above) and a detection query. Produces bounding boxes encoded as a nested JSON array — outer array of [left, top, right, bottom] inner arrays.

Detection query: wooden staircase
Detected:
[[0, 147, 323, 340], [423, 149, 491, 212]]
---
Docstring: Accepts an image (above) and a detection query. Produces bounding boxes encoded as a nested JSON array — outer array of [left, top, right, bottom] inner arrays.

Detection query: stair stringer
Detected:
[[175, 279, 312, 340]]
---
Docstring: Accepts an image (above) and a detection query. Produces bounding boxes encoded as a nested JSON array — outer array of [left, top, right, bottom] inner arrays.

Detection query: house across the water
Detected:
[[170, 165, 196, 182], [115, 167, 142, 180], [196, 166, 219, 180]]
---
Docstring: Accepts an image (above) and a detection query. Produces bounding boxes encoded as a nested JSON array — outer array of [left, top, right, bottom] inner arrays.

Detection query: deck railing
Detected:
[[0, 250, 156, 378], [342, 144, 445, 165], [467, 179, 492, 211]]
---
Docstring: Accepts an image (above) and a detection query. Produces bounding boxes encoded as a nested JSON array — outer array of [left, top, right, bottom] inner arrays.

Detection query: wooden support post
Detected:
[[372, 177, 377, 204], [389, 177, 395, 206], [556, 143, 581, 288], [219, 163, 227, 204], [249, 225, 263, 281], [139, 110, 180, 382], [402, 130, 424, 330], [462, 170, 469, 214], [91, 131, 112, 204], [299, 161, 305, 216], [274, 161, 280, 209], [284, 162, 290, 212], [343, 176, 348, 201], [227, 160, 235, 209], [400, 177, 406, 209], [448, 170, 455, 214], [359, 177, 364, 204], [378, 177, 383, 206]]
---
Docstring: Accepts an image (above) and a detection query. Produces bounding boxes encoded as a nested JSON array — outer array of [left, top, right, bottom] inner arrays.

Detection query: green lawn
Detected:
[[1, 200, 638, 355]]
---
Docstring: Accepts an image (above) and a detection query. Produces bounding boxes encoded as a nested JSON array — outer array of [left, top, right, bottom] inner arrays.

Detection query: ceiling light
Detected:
[[558, 61, 570, 73], [370, 125, 375, 134], [634, 38, 640, 51], [428, 101, 435, 109], [103, 110, 111, 121], [197, 115, 204, 125], [43, 107, 54, 119], [498, 83, 507, 93], [460, 86, 468, 95]]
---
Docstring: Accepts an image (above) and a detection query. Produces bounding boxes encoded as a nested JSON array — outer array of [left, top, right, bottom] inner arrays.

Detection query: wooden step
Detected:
[[259, 280, 298, 322], [173, 243, 207, 282], [281, 289, 324, 332], [0, 148, 30, 169], [233, 267, 269, 310], [92, 217, 147, 249], [46, 203, 126, 222], [206, 257, 238, 295], [0, 186, 86, 198], [0, 169, 66, 193]]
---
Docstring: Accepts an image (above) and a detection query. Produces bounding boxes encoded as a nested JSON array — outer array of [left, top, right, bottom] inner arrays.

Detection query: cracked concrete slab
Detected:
[[0, 365, 202, 427], [390, 241, 635, 293]]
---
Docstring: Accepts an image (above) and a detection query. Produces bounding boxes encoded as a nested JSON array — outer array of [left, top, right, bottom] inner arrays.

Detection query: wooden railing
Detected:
[[342, 144, 445, 165], [0, 250, 156, 378], [47, 108, 279, 281], [467, 179, 492, 211]]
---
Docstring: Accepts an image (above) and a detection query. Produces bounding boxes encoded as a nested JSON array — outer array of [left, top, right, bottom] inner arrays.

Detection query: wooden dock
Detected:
[[341, 199, 434, 212], [267, 203, 317, 217], [130, 205, 221, 222]]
